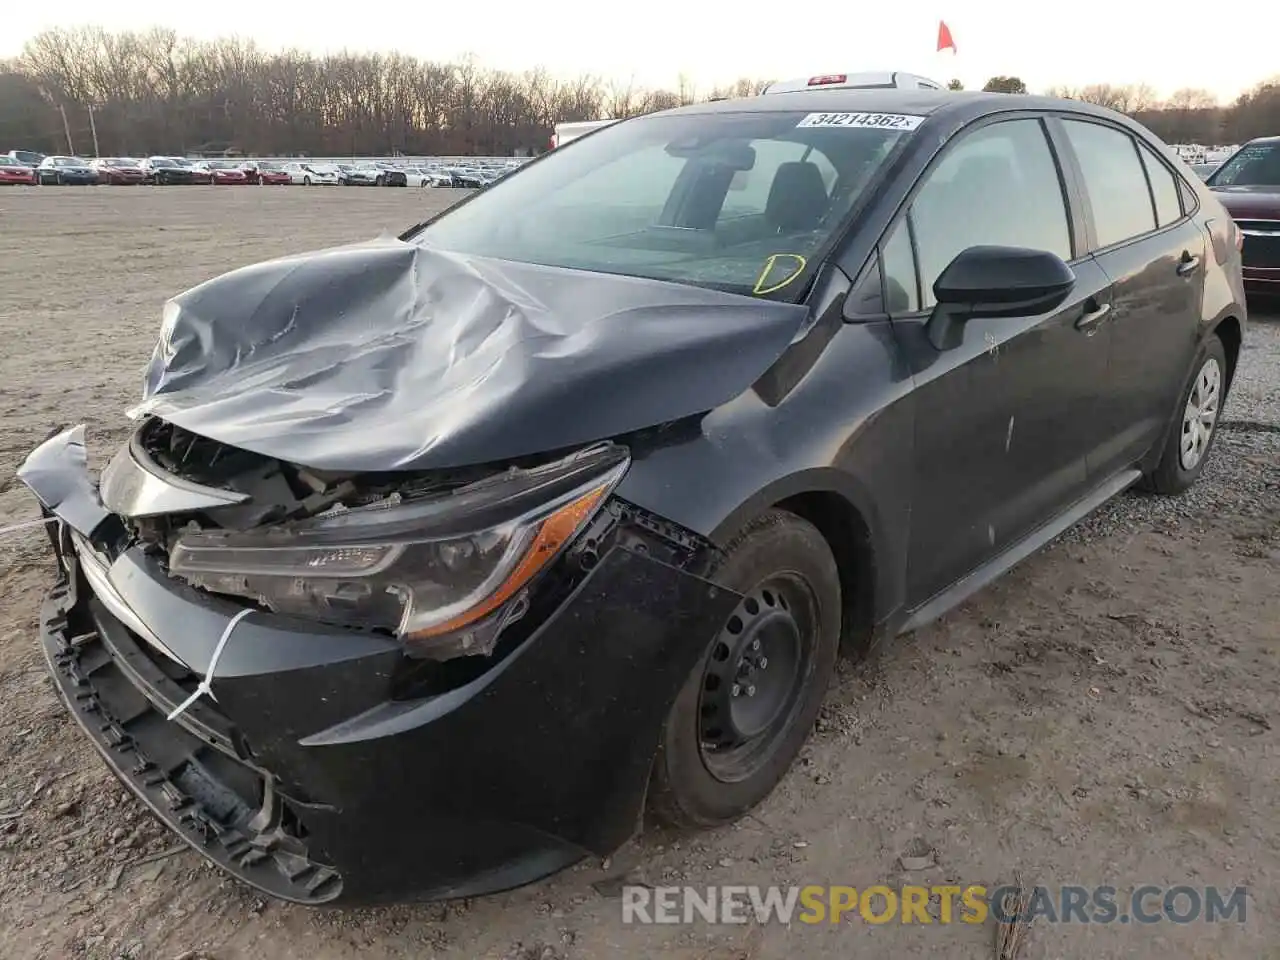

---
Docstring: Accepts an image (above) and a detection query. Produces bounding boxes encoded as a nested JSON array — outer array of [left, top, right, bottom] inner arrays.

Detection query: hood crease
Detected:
[[130, 237, 810, 472]]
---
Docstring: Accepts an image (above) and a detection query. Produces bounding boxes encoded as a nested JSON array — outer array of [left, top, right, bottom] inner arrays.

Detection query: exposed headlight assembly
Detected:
[[168, 443, 629, 660]]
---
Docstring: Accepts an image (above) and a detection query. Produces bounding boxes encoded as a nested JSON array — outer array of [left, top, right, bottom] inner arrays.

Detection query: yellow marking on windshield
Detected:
[[753, 254, 808, 295]]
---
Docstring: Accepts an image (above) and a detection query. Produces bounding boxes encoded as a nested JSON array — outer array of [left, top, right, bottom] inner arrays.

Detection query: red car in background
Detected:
[[1206, 135, 1280, 297], [205, 160, 249, 184], [91, 158, 147, 185], [256, 161, 291, 185], [0, 156, 37, 184]]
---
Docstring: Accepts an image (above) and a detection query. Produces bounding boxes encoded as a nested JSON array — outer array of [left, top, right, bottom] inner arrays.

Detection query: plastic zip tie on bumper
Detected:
[[167, 608, 255, 721]]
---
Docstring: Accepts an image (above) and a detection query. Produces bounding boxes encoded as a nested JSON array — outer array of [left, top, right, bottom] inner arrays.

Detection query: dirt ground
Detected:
[[0, 187, 1277, 960]]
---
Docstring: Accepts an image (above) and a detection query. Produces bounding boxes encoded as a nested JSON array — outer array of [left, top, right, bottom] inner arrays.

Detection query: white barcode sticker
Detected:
[[796, 112, 925, 131]]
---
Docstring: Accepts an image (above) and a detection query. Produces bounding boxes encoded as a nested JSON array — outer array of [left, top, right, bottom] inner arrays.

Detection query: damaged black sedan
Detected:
[[19, 85, 1246, 906]]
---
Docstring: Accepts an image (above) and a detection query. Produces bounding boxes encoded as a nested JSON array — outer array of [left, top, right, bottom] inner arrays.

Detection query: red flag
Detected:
[[937, 20, 956, 53]]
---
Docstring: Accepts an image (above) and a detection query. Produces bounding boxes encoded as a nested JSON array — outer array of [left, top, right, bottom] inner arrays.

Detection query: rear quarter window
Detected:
[[1136, 141, 1183, 227]]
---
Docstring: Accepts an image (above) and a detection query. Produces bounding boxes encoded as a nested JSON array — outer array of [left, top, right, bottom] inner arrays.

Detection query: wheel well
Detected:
[[775, 491, 877, 656], [1212, 316, 1242, 389]]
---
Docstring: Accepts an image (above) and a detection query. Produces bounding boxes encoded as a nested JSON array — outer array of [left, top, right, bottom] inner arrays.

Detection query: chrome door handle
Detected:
[[1177, 254, 1201, 277], [1075, 302, 1111, 334]]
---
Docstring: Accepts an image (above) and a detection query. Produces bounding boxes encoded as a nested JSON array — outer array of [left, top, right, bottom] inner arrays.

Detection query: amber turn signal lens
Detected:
[[405, 483, 609, 640]]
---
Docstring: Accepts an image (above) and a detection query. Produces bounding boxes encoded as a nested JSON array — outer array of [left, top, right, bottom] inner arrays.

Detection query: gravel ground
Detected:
[[0, 188, 1277, 960]]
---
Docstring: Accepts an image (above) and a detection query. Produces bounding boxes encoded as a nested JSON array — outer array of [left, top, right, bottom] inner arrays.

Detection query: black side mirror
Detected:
[[927, 245, 1075, 350]]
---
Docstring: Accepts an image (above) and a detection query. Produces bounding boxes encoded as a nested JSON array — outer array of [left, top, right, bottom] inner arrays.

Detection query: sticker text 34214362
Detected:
[[795, 112, 925, 131]]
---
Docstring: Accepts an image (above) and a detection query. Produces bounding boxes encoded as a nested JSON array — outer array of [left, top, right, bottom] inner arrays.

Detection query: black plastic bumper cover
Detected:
[[40, 533, 736, 905]]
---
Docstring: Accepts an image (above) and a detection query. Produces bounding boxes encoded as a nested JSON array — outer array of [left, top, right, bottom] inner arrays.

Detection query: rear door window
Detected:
[[1061, 120, 1158, 248]]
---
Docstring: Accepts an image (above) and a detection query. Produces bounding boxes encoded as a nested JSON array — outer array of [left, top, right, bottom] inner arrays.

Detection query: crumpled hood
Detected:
[[131, 238, 810, 472]]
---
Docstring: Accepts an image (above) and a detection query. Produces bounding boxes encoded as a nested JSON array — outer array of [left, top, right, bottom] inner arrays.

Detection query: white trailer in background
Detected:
[[550, 119, 618, 150]]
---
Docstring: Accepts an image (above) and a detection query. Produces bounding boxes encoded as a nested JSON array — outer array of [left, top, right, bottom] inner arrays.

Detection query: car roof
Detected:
[[651, 89, 1137, 127], [1244, 135, 1280, 145]]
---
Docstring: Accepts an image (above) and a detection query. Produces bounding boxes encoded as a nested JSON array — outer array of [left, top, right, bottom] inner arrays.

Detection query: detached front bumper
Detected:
[[33, 496, 734, 905]]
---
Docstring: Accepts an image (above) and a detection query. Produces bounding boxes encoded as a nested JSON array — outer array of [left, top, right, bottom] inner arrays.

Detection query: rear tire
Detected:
[[648, 510, 841, 829], [1142, 334, 1227, 494]]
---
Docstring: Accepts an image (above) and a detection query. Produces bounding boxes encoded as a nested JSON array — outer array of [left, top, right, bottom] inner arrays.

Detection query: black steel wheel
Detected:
[[648, 509, 841, 828]]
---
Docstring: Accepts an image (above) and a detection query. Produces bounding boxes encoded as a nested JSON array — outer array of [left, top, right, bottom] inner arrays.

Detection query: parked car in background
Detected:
[[256, 161, 291, 185], [284, 162, 341, 186], [91, 158, 147, 185], [0, 156, 37, 184], [141, 157, 203, 185], [37, 156, 99, 185], [444, 166, 485, 188], [337, 163, 380, 186], [7, 148, 45, 168], [369, 161, 408, 187], [204, 160, 250, 185], [170, 158, 213, 185], [404, 166, 446, 187], [425, 167, 457, 187], [1190, 162, 1220, 181], [1206, 135, 1280, 297], [237, 161, 262, 185]]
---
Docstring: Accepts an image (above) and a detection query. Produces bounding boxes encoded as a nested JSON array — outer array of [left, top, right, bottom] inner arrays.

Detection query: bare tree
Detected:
[[10, 27, 1279, 157]]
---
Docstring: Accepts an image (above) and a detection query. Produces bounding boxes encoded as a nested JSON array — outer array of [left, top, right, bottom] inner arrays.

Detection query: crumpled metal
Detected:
[[130, 238, 809, 472]]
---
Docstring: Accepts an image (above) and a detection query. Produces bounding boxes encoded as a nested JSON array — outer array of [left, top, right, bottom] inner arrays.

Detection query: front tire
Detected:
[[648, 510, 841, 828], [1142, 334, 1227, 494]]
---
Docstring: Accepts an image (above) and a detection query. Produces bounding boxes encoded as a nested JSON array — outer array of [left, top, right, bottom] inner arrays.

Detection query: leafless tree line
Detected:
[[1042, 81, 1280, 145], [0, 27, 769, 157], [967, 77, 1280, 145], [1, 27, 1277, 159]]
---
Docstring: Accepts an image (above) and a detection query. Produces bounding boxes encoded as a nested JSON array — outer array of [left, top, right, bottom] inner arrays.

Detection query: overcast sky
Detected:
[[3, 3, 1276, 104]]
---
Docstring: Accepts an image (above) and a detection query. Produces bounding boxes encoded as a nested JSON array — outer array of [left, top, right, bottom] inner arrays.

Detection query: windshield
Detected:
[[413, 109, 913, 299], [110, 158, 139, 167], [1208, 141, 1280, 188], [151, 158, 176, 168]]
